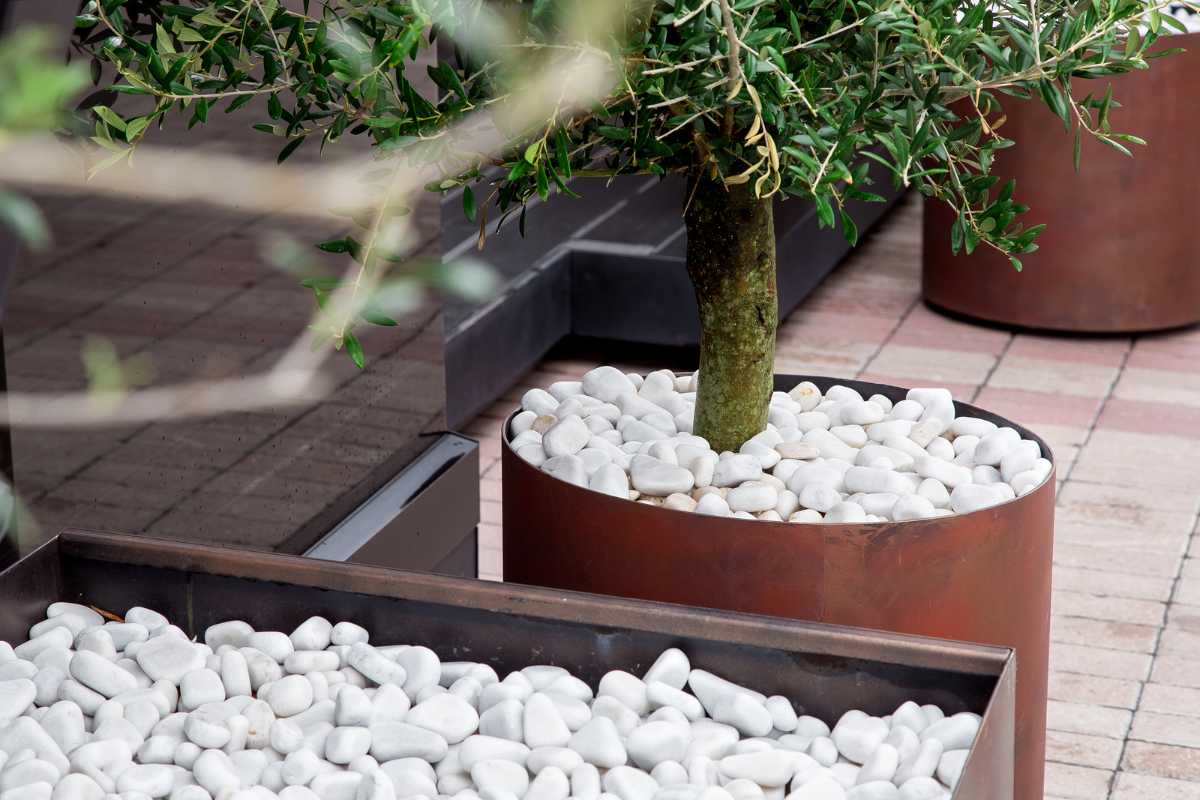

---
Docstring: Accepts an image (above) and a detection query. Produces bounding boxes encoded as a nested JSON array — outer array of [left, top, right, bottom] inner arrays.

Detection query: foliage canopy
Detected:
[[75, 0, 1170, 268]]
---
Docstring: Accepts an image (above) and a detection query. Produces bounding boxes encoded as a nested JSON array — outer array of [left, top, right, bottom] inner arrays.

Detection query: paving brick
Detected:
[[1047, 729, 1126, 770], [1053, 566, 1175, 603], [479, 544, 503, 581], [480, 500, 502, 527], [1049, 670, 1142, 709], [973, 386, 1102, 430], [865, 343, 996, 386], [1050, 642, 1153, 681], [1052, 615, 1161, 654], [1131, 711, 1200, 749], [990, 355, 1119, 399], [1054, 541, 1182, 580], [1159, 605, 1200, 658], [1151, 656, 1200, 689], [1140, 683, 1200, 717], [1121, 741, 1200, 783], [1177, 562, 1200, 606], [1007, 335, 1130, 367], [1111, 770, 1200, 800], [1114, 367, 1200, 408], [1058, 478, 1200, 516], [1044, 762, 1114, 800], [1053, 590, 1167, 627]]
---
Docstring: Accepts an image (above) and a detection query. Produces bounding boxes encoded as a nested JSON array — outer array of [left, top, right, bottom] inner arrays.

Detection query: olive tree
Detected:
[[74, 0, 1172, 451]]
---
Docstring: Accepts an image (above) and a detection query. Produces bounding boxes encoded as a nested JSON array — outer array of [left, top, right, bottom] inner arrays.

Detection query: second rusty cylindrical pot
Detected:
[[503, 375, 1054, 800], [923, 33, 1200, 332]]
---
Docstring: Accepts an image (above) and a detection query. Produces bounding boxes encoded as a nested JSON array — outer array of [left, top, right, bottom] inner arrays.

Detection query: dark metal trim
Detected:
[[305, 432, 478, 578]]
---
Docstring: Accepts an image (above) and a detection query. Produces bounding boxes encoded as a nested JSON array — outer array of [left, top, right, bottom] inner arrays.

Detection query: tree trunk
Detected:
[[684, 172, 778, 453]]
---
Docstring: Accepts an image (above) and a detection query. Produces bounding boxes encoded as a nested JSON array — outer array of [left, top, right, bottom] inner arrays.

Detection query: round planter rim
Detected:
[[503, 372, 1055, 528]]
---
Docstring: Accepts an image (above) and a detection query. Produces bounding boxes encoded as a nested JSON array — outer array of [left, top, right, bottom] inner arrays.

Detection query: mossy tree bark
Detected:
[[684, 172, 778, 454]]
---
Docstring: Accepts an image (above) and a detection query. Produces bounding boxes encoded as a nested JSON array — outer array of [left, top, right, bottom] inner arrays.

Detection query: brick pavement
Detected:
[[464, 193, 1200, 799]]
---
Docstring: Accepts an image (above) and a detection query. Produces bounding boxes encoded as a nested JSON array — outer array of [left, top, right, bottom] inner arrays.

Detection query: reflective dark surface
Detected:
[[1, 0, 445, 558]]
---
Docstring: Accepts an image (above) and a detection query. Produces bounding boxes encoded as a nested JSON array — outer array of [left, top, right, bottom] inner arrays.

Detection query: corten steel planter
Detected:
[[503, 375, 1054, 800], [3, 529, 1016, 799], [922, 33, 1200, 332]]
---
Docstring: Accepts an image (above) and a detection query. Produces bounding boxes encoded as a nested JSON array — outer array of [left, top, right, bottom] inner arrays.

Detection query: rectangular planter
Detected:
[[1, 530, 1014, 799]]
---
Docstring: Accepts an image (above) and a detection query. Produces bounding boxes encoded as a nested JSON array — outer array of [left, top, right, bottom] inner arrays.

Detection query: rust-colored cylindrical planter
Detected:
[[503, 375, 1054, 800], [923, 33, 1200, 332]]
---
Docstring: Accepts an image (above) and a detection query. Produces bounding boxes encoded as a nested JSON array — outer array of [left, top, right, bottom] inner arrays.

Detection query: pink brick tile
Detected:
[[480, 501, 502, 527], [1113, 367, 1200, 408], [1141, 684, 1200, 717], [1044, 762, 1114, 800], [1159, 606, 1200, 657], [1007, 334, 1130, 367], [1054, 540, 1183, 581], [1121, 741, 1200, 783], [480, 479, 503, 502], [1125, 347, 1200, 374], [989, 355, 1119, 399], [1052, 615, 1160, 654], [1053, 590, 1166, 627], [1152, 656, 1200, 689], [777, 311, 899, 342], [864, 343, 996, 386], [1047, 700, 1133, 739], [1131, 711, 1200, 749], [1050, 642, 1153, 681], [1053, 565, 1175, 603], [478, 545, 502, 582], [1049, 670, 1142, 709], [972, 386, 1101, 429], [1058, 520, 1185, 555], [1098, 397, 1200, 438], [478, 523, 502, 551], [1177, 565, 1200, 607], [1112, 771, 1200, 800], [889, 306, 1011, 355], [1047, 729, 1125, 770], [1058, 479, 1200, 516]]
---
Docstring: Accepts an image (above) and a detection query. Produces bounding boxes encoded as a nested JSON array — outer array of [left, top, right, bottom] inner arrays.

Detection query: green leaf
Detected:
[[1009, 256, 1023, 272], [555, 129, 572, 179], [463, 185, 477, 223], [0, 191, 49, 251], [316, 238, 351, 253], [1072, 126, 1081, 171], [360, 306, 398, 326], [814, 194, 835, 229], [1125, 27, 1142, 58], [595, 125, 629, 140], [92, 105, 127, 132], [125, 116, 151, 142], [840, 208, 858, 246], [343, 331, 365, 369], [277, 136, 304, 163], [524, 139, 540, 164]]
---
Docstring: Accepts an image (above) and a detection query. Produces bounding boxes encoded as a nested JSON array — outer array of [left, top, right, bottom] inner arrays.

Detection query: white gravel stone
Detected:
[[726, 483, 778, 514], [934, 750, 967, 790], [630, 456, 695, 497], [0, 603, 972, 800]]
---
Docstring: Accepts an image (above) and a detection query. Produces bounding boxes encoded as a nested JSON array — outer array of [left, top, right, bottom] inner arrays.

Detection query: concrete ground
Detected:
[[466, 194, 1200, 800]]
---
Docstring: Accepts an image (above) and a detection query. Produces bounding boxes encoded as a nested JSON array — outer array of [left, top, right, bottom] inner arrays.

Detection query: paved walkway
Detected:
[[465, 193, 1200, 800]]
